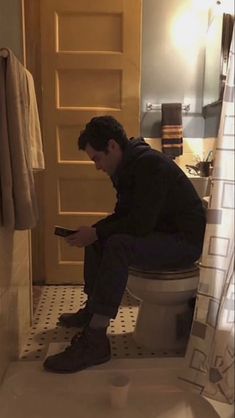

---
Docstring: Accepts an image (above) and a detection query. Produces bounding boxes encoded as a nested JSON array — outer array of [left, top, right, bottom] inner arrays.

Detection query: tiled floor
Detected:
[[1, 285, 233, 418], [21, 285, 184, 361]]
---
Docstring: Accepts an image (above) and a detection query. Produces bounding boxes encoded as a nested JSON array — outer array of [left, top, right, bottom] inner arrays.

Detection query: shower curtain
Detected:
[[179, 26, 234, 404]]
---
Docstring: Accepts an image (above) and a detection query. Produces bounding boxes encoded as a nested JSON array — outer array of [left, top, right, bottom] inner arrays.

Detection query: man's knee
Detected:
[[84, 240, 102, 260]]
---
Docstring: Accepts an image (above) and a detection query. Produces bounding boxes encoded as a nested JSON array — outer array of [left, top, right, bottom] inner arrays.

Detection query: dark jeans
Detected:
[[84, 232, 201, 318]]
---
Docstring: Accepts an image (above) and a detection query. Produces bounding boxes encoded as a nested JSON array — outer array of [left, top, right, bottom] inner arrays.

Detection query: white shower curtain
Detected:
[[179, 26, 234, 404]]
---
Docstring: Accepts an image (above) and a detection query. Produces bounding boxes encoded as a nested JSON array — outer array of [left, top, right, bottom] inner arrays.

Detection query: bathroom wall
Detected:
[[145, 137, 215, 172], [141, 0, 209, 138], [0, 0, 32, 383]]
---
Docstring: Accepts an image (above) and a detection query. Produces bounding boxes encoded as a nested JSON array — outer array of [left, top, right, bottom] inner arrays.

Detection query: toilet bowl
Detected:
[[127, 264, 199, 352]]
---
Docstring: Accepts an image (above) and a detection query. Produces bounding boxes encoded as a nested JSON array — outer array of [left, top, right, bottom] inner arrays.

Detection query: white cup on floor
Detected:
[[109, 374, 130, 408]]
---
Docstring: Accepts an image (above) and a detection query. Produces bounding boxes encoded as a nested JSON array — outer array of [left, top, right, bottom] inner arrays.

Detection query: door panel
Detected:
[[57, 69, 122, 108], [41, 0, 141, 283], [58, 12, 123, 52]]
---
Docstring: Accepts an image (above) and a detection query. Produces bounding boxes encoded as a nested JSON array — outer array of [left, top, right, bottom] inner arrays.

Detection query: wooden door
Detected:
[[40, 0, 142, 283]]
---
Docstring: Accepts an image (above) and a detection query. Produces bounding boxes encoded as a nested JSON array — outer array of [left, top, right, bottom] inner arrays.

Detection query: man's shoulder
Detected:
[[134, 147, 176, 169]]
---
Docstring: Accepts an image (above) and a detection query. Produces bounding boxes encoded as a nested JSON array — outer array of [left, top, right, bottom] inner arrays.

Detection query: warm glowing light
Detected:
[[170, 0, 233, 63], [171, 8, 205, 54]]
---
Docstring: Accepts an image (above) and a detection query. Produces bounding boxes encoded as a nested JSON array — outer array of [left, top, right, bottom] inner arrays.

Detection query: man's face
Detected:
[[85, 140, 123, 176]]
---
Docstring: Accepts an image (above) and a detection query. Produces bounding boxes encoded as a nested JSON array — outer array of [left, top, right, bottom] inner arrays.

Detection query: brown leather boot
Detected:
[[43, 326, 111, 373]]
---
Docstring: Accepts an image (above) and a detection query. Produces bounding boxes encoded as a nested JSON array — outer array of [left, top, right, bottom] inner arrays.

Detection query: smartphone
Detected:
[[54, 226, 77, 237]]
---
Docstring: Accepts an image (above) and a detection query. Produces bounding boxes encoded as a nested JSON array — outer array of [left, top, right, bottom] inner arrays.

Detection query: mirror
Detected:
[[203, 13, 234, 108]]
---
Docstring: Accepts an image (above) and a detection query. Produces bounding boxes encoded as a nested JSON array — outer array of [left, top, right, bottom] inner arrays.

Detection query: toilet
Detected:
[[127, 264, 200, 353]]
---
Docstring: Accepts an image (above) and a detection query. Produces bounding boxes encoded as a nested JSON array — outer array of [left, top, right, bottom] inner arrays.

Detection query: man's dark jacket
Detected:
[[95, 138, 206, 251]]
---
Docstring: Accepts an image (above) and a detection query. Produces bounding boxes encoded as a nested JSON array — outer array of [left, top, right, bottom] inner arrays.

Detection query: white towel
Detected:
[[25, 69, 45, 171]]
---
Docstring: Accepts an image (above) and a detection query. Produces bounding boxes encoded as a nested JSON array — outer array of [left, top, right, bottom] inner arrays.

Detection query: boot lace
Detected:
[[66, 330, 89, 353]]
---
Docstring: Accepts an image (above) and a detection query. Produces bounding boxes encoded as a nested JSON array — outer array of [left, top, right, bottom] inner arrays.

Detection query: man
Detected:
[[43, 116, 206, 373]]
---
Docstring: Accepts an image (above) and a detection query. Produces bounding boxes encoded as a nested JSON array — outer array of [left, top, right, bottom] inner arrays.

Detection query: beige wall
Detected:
[[0, 0, 32, 383], [0, 230, 31, 382]]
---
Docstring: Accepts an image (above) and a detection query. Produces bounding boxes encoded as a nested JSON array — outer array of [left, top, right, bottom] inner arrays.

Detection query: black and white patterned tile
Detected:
[[21, 286, 182, 361]]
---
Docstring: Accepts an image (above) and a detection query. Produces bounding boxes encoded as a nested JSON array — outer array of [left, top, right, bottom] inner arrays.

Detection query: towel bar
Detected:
[[146, 103, 190, 112]]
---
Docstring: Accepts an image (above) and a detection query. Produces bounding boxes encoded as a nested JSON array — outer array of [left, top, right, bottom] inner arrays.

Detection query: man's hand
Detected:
[[65, 226, 97, 247]]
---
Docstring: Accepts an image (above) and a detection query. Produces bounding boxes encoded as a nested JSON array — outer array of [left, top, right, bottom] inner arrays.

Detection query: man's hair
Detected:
[[78, 116, 128, 152]]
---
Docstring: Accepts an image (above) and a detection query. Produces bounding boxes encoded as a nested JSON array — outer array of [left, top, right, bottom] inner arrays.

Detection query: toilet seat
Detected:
[[128, 263, 200, 293], [129, 263, 199, 280]]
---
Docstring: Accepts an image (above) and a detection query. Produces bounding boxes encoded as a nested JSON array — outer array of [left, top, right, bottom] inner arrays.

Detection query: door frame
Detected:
[[24, 0, 46, 283]]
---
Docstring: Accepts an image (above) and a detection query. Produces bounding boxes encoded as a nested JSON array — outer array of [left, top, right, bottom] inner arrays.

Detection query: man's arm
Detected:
[[65, 197, 121, 247], [65, 226, 97, 247], [95, 157, 169, 239]]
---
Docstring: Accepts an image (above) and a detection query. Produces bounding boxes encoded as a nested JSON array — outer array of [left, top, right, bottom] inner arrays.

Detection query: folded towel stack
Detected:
[[161, 103, 183, 159]]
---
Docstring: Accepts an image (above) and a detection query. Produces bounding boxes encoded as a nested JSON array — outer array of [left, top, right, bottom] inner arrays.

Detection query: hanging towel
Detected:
[[25, 69, 45, 170], [161, 103, 183, 158], [0, 48, 38, 229]]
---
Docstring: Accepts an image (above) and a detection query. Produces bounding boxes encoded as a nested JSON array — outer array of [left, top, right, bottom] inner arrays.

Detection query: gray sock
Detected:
[[89, 313, 110, 329]]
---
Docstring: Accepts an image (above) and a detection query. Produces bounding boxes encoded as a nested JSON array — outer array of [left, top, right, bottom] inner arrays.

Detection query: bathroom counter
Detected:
[[202, 196, 210, 208]]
